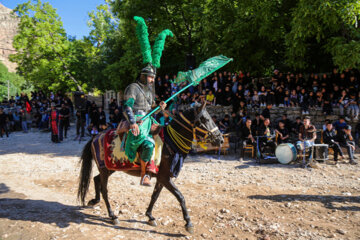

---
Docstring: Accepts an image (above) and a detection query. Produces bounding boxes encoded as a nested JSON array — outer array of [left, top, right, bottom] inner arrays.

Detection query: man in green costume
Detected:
[[123, 16, 173, 186], [123, 64, 166, 186]]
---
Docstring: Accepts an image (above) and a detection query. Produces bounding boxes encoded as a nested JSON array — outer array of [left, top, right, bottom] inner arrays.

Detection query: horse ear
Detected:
[[198, 100, 206, 114]]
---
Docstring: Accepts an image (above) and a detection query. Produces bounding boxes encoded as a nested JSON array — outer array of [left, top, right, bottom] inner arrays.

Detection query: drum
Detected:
[[275, 143, 297, 164], [314, 144, 328, 161]]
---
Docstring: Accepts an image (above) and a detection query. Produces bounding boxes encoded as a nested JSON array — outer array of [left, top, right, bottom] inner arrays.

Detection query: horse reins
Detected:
[[163, 110, 219, 153]]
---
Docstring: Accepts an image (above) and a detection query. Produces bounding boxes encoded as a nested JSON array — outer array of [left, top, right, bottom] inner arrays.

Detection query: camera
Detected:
[[73, 91, 86, 110]]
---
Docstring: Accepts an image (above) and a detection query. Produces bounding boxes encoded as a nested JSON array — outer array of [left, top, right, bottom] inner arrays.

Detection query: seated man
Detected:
[[275, 120, 290, 144], [336, 125, 357, 165], [291, 116, 303, 141], [258, 118, 276, 157], [323, 122, 344, 164], [239, 118, 256, 161], [219, 114, 230, 134], [296, 116, 316, 161], [251, 112, 263, 137]]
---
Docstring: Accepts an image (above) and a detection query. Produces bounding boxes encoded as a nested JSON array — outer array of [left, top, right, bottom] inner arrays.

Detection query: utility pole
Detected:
[[7, 79, 10, 100]]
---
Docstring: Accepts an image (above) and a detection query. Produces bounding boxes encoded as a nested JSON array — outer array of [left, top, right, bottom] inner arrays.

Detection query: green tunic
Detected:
[[123, 81, 157, 163]]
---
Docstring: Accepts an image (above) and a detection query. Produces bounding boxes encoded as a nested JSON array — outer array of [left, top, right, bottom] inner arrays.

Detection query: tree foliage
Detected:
[[10, 0, 85, 92], [10, 0, 360, 93], [0, 62, 30, 101]]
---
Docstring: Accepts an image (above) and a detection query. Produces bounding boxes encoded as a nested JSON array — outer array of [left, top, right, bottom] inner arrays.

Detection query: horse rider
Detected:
[[123, 64, 166, 186]]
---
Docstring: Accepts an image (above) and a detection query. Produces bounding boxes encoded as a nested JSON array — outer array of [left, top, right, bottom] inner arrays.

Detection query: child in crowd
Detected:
[[290, 89, 298, 107], [252, 90, 260, 108]]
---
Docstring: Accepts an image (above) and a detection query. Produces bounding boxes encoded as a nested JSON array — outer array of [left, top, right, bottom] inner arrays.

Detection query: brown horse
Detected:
[[77, 103, 223, 233]]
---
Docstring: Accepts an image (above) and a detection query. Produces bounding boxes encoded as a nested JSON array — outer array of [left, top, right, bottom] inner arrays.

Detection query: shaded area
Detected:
[[249, 194, 360, 211], [0, 198, 185, 237], [0, 130, 90, 157], [235, 159, 300, 170], [0, 183, 9, 195]]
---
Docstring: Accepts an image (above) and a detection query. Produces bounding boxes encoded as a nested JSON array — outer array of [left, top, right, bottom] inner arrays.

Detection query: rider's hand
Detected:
[[159, 101, 167, 110], [130, 123, 140, 136]]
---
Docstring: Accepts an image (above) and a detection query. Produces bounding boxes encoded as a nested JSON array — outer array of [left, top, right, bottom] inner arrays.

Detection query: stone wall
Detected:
[[180, 104, 358, 129], [0, 3, 19, 72]]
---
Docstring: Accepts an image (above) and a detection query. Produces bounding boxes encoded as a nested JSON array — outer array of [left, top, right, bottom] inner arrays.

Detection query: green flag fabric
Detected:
[[173, 55, 233, 86]]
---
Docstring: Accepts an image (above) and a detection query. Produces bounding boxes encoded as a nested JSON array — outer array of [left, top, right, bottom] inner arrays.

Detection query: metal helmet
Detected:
[[141, 63, 156, 77]]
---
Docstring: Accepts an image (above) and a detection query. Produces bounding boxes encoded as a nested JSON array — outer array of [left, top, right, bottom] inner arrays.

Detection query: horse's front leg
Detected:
[[163, 179, 194, 234], [146, 181, 164, 226]]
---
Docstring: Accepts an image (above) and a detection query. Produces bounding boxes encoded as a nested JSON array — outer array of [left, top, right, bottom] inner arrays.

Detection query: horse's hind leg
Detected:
[[87, 174, 101, 206], [162, 179, 194, 234], [99, 169, 119, 225], [146, 181, 163, 226]]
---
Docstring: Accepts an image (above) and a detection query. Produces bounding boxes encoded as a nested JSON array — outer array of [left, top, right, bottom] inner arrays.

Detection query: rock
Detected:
[[262, 235, 271, 240], [0, 3, 19, 72], [119, 209, 129, 214], [342, 192, 352, 196], [285, 202, 292, 208], [220, 208, 230, 214], [336, 229, 346, 235], [201, 233, 208, 238]]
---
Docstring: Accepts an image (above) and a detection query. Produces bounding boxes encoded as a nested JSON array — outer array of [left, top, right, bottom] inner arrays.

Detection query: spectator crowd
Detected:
[[0, 68, 359, 164]]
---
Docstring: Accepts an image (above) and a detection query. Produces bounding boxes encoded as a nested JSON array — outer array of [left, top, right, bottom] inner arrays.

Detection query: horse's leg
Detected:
[[87, 174, 101, 206], [145, 181, 164, 226], [99, 169, 119, 225], [162, 178, 194, 234]]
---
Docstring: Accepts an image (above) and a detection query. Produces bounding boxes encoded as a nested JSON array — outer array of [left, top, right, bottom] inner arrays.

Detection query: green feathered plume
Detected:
[[151, 29, 174, 68], [133, 16, 152, 64]]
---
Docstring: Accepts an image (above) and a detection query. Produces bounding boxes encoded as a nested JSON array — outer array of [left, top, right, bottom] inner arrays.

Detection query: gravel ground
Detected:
[[0, 127, 359, 240]]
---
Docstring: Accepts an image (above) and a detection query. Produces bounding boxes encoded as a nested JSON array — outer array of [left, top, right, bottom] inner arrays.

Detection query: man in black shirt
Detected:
[[323, 122, 343, 164], [252, 113, 263, 136], [58, 104, 70, 141], [239, 118, 256, 160], [0, 108, 9, 138], [281, 114, 292, 133], [75, 109, 86, 139], [336, 125, 357, 165], [260, 104, 272, 121], [275, 121, 289, 144], [219, 114, 230, 134], [258, 118, 276, 156]]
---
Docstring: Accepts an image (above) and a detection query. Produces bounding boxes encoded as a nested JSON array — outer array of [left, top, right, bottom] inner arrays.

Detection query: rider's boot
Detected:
[[140, 159, 151, 186]]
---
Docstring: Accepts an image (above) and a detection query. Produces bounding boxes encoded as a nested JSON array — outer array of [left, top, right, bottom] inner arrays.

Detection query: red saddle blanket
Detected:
[[91, 129, 159, 174]]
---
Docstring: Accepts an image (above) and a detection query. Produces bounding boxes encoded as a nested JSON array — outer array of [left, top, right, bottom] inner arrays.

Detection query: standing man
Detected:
[[0, 108, 9, 138], [58, 103, 70, 141], [49, 102, 59, 143]]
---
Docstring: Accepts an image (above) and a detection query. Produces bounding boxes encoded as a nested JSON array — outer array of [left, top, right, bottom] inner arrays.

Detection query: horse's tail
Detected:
[[77, 140, 93, 206]]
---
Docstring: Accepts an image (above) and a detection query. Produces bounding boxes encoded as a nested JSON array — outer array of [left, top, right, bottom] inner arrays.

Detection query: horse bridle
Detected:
[[164, 109, 219, 143]]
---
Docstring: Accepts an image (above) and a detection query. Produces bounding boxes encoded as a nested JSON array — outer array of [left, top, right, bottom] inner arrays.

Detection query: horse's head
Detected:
[[192, 102, 224, 146]]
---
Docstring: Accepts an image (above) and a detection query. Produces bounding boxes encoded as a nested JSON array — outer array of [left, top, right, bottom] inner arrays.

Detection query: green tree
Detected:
[[285, 0, 360, 71], [0, 62, 31, 101], [10, 0, 84, 92]]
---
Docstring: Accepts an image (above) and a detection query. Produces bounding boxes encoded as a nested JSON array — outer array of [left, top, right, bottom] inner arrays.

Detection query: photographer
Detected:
[[75, 108, 86, 140]]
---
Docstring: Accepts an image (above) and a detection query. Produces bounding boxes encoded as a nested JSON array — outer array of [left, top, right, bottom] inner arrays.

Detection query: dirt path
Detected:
[[0, 128, 360, 240]]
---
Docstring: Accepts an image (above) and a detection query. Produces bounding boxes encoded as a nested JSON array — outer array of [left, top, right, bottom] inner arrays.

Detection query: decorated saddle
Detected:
[[91, 129, 163, 174]]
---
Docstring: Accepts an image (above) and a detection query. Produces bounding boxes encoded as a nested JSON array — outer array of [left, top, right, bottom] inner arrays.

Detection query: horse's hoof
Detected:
[[87, 199, 99, 207], [148, 220, 157, 227], [185, 225, 194, 234], [112, 218, 120, 225]]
